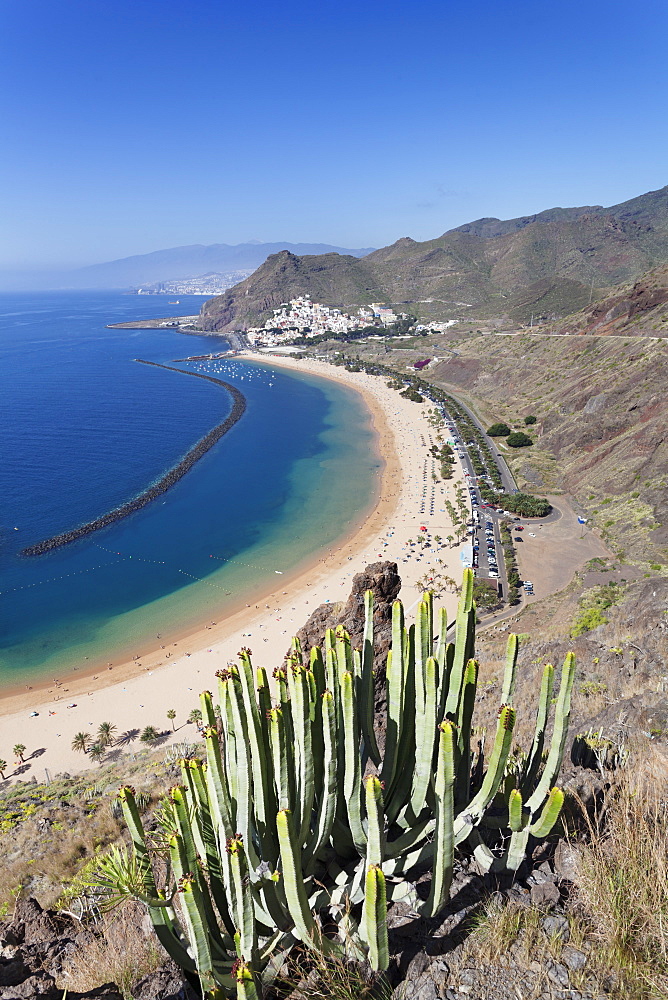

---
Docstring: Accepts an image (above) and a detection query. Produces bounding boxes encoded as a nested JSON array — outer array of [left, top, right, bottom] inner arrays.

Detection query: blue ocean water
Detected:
[[0, 292, 379, 687]]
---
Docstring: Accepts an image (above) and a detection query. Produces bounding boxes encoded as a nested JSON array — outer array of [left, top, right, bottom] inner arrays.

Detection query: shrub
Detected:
[[524, 415, 537, 425], [487, 422, 511, 436], [570, 583, 621, 638], [480, 490, 551, 518], [506, 431, 533, 448]]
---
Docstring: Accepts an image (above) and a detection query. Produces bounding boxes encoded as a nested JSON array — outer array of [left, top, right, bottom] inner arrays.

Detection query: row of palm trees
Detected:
[[70, 710, 183, 765], [0, 707, 196, 780], [0, 744, 28, 780]]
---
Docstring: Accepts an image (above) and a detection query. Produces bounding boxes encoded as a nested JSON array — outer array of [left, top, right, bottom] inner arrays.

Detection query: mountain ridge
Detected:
[[0, 241, 376, 291], [200, 185, 668, 330]]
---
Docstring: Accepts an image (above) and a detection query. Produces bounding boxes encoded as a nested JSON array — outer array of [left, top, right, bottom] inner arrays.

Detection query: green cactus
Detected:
[[96, 569, 574, 998]]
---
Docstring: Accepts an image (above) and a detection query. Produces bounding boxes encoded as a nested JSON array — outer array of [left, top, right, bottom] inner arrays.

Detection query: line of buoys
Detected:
[[20, 360, 247, 557]]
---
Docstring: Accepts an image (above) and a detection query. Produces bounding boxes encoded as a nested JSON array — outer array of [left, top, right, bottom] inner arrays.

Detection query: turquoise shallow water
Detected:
[[0, 292, 380, 688]]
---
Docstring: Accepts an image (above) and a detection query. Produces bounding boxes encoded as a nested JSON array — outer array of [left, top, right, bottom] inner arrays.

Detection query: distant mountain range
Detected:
[[0, 242, 376, 291], [200, 185, 668, 330]]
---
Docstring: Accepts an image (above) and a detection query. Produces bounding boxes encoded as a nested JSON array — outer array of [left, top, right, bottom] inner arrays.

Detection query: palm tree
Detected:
[[0, 760, 7, 780], [13, 744, 26, 763], [88, 742, 106, 766], [71, 732, 91, 754], [140, 725, 160, 744], [167, 709, 176, 731], [188, 708, 203, 730], [97, 722, 117, 747]]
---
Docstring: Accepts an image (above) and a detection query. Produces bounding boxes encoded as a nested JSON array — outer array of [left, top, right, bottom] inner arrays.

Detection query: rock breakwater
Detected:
[[20, 360, 246, 557]]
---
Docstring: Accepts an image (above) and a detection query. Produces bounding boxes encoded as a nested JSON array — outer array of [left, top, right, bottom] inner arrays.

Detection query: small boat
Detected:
[[168, 300, 180, 304]]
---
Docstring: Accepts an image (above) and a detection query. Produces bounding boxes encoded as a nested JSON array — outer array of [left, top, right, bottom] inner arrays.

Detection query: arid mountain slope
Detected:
[[200, 185, 668, 330], [556, 262, 668, 336], [426, 332, 668, 568]]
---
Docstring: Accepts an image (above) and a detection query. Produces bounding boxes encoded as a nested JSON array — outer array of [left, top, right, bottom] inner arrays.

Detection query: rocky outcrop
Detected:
[[294, 560, 401, 752], [0, 897, 194, 1000]]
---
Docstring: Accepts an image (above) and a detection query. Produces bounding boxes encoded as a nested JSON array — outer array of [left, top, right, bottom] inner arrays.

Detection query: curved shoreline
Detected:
[[20, 360, 246, 557]]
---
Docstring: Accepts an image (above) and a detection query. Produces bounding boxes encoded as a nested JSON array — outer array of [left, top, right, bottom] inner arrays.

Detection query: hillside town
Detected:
[[246, 295, 456, 347]]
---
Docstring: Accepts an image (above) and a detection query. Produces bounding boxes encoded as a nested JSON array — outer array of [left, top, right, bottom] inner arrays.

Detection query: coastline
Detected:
[[0, 354, 469, 785]]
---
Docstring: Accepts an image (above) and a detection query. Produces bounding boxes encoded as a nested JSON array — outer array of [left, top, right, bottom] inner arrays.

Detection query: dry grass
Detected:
[[58, 904, 163, 999], [464, 895, 587, 967], [575, 772, 668, 999], [464, 759, 668, 1000]]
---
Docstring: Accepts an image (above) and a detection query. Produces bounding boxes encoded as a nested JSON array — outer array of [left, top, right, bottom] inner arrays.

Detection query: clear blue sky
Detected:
[[1, 0, 667, 269]]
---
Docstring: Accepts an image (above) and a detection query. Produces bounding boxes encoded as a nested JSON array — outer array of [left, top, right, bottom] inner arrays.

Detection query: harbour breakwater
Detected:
[[21, 360, 246, 557]]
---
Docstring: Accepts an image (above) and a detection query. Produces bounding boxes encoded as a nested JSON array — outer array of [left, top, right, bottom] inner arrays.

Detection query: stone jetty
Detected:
[[21, 360, 246, 557]]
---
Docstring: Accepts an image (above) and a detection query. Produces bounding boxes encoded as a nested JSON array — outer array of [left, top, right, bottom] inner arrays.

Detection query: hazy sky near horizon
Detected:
[[2, 0, 667, 270]]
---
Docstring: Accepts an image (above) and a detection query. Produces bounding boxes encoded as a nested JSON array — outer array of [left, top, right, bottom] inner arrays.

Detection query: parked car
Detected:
[[514, 536, 523, 542]]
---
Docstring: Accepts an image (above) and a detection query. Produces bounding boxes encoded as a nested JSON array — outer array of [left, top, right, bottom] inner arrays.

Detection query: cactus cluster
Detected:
[[98, 569, 575, 999]]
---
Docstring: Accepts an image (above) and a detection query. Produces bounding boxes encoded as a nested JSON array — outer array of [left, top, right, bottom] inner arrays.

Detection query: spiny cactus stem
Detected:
[[341, 671, 367, 852], [501, 633, 519, 705], [526, 653, 575, 814], [424, 721, 455, 916], [522, 662, 554, 793], [276, 810, 342, 957], [363, 865, 389, 972]]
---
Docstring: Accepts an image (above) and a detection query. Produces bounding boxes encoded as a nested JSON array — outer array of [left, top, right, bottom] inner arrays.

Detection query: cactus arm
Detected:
[[363, 866, 389, 972], [360, 590, 381, 766], [325, 640, 338, 695], [385, 623, 416, 821], [200, 689, 219, 730], [294, 668, 316, 847], [525, 654, 575, 814], [380, 601, 405, 790], [529, 786, 564, 838], [175, 874, 219, 998], [226, 677, 260, 871], [434, 607, 449, 675], [508, 788, 524, 832], [501, 634, 519, 705], [521, 663, 554, 794], [203, 726, 234, 841], [365, 776, 386, 868], [414, 597, 430, 718], [423, 721, 455, 917], [453, 705, 516, 845], [454, 658, 478, 810], [444, 568, 475, 719], [170, 790, 229, 951], [310, 645, 326, 694], [268, 709, 291, 814], [119, 787, 174, 906], [119, 788, 196, 972], [237, 652, 273, 852], [335, 626, 353, 679], [276, 810, 342, 956], [407, 656, 438, 821], [341, 670, 367, 852], [227, 837, 257, 965], [304, 689, 338, 872], [308, 650, 326, 796]]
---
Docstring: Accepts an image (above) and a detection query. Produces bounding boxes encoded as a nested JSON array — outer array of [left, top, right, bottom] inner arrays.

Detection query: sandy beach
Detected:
[[0, 354, 470, 786]]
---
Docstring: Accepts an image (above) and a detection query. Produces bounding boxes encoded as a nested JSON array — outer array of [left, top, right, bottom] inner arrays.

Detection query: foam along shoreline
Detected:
[[0, 355, 471, 786], [20, 361, 246, 556]]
